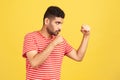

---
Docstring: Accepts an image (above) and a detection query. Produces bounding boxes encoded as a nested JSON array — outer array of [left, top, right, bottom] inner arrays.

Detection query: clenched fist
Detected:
[[81, 24, 90, 36], [52, 35, 64, 46]]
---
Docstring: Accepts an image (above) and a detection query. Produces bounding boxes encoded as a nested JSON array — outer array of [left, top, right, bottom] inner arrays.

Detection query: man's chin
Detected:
[[53, 33, 58, 36], [53, 32, 59, 36]]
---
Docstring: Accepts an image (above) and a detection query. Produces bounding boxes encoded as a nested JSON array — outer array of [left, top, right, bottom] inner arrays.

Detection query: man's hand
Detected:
[[52, 35, 64, 46], [81, 24, 90, 36]]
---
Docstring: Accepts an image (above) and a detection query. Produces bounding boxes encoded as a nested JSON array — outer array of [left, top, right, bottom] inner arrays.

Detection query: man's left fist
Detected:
[[81, 24, 90, 36]]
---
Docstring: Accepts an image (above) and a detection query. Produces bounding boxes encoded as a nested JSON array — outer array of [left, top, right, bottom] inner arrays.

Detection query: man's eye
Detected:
[[56, 22, 61, 24]]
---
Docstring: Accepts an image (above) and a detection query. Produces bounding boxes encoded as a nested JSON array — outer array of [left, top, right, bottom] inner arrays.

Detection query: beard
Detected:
[[47, 27, 61, 36]]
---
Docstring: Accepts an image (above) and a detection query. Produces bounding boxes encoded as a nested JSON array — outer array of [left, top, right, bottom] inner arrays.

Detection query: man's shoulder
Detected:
[[25, 31, 38, 36], [24, 31, 39, 38]]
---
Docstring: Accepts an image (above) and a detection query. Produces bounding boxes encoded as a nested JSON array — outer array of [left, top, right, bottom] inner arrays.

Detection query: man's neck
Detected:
[[40, 26, 52, 39]]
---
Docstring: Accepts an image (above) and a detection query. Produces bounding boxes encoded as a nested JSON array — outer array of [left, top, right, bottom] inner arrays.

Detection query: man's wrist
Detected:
[[83, 34, 90, 38]]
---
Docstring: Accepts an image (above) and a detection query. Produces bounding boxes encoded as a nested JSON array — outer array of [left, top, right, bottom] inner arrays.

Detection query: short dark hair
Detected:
[[43, 6, 65, 20]]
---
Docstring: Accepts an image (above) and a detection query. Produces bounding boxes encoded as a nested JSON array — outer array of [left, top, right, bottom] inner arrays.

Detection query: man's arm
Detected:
[[26, 35, 63, 68], [66, 24, 90, 61]]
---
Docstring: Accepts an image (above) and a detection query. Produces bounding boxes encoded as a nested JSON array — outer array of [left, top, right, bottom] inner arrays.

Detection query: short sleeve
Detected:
[[64, 39, 73, 55], [22, 34, 37, 58]]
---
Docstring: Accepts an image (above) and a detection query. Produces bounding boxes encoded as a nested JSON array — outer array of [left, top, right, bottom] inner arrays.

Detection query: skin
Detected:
[[26, 17, 90, 68]]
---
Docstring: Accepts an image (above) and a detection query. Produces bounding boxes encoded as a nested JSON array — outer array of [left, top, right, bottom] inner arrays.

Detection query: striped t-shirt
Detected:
[[23, 31, 73, 80]]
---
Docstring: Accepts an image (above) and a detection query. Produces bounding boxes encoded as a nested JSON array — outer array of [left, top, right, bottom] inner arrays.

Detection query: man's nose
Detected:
[[58, 25, 62, 30]]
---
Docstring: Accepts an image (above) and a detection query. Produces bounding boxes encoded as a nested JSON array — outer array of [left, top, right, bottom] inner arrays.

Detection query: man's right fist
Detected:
[[52, 35, 64, 46]]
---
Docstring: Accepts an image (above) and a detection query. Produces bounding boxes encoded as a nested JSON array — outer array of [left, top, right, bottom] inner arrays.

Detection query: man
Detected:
[[23, 6, 90, 80]]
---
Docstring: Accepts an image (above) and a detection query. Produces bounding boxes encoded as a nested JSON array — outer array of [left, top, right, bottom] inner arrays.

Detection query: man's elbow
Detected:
[[76, 57, 83, 62]]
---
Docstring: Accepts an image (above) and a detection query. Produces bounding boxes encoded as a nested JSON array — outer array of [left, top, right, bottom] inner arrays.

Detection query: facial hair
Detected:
[[53, 29, 61, 36], [47, 27, 61, 36]]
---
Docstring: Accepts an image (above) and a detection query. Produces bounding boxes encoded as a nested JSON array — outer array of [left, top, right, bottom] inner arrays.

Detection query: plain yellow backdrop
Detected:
[[0, 0, 120, 80]]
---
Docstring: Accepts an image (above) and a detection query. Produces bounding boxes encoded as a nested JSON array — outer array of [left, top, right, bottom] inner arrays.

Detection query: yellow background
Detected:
[[0, 0, 120, 80]]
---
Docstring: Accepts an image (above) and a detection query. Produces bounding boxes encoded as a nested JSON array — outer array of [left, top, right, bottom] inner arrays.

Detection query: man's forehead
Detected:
[[54, 17, 63, 22]]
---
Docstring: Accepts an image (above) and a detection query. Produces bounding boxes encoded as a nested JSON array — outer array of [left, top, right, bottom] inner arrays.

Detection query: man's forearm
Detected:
[[30, 42, 56, 68], [77, 35, 90, 60], [29, 35, 63, 68]]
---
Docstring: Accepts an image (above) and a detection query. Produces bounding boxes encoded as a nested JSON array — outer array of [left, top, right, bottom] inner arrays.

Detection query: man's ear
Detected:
[[44, 18, 50, 25]]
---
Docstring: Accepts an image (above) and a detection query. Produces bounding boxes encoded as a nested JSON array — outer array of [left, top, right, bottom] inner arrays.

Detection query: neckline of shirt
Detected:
[[36, 31, 55, 40]]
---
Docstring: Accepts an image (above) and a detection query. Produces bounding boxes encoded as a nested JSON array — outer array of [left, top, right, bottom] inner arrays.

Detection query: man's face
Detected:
[[46, 17, 63, 36]]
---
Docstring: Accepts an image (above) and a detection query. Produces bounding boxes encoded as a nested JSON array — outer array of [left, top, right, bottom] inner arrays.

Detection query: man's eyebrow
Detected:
[[55, 21, 63, 24]]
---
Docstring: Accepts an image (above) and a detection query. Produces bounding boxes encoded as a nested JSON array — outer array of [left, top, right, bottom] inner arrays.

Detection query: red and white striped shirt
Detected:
[[23, 31, 73, 80]]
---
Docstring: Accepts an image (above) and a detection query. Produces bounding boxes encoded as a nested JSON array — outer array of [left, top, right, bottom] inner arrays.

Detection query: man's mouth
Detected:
[[56, 29, 61, 33], [54, 30, 61, 36]]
